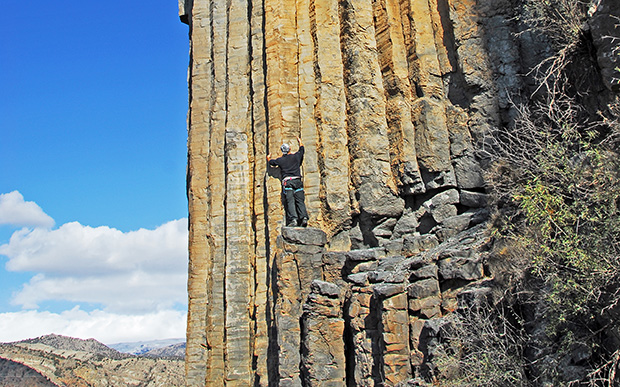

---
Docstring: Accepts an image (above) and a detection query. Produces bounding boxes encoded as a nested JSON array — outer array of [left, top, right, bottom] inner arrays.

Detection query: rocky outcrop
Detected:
[[0, 358, 56, 387], [271, 224, 489, 386], [301, 280, 346, 386], [179, 0, 617, 385], [589, 0, 620, 91]]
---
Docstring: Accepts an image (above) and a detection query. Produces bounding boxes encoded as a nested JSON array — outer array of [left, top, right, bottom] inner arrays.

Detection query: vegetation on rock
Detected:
[[428, 0, 620, 385]]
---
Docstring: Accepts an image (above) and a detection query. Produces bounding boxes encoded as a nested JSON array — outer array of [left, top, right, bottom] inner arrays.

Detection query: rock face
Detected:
[[178, 0, 616, 385], [589, 0, 620, 91]]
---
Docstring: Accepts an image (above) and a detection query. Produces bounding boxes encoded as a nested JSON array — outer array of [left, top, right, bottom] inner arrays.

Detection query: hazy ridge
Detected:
[[0, 334, 185, 386]]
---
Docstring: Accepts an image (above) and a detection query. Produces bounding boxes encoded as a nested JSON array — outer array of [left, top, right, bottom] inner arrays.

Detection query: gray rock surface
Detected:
[[589, 0, 620, 91]]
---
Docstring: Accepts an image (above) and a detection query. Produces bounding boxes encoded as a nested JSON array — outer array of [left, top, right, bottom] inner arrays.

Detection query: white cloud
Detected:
[[0, 308, 186, 345], [1, 219, 188, 276], [0, 218, 188, 313], [0, 191, 55, 229], [0, 194, 189, 344], [13, 271, 187, 313]]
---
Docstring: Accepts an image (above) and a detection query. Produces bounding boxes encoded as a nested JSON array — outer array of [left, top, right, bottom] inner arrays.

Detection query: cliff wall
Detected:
[[179, 0, 619, 385]]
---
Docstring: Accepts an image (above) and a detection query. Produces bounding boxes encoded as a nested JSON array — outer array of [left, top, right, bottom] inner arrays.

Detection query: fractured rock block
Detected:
[[408, 279, 440, 299], [453, 155, 485, 189], [368, 270, 408, 284], [378, 292, 412, 385], [346, 286, 378, 386], [345, 248, 386, 275], [392, 212, 419, 239], [281, 227, 328, 246], [416, 189, 460, 224], [372, 217, 398, 238], [346, 248, 386, 262], [459, 190, 488, 208], [434, 212, 474, 241], [382, 238, 404, 256], [348, 272, 370, 286], [350, 260, 380, 274], [410, 264, 438, 280], [402, 234, 439, 256], [437, 256, 484, 280], [321, 252, 347, 284], [374, 283, 406, 298], [310, 280, 341, 298], [358, 182, 406, 218], [431, 204, 458, 224], [409, 296, 442, 319], [301, 281, 346, 386]]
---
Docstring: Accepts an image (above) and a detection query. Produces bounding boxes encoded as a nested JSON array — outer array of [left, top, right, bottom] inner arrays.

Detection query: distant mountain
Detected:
[[16, 333, 129, 359], [0, 334, 184, 386], [109, 338, 185, 357], [142, 342, 186, 359]]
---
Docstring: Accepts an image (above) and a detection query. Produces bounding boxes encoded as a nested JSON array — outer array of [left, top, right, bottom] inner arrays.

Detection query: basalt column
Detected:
[[183, 0, 256, 384]]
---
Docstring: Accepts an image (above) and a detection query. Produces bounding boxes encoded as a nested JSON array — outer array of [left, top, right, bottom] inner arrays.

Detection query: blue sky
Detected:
[[0, 1, 190, 343]]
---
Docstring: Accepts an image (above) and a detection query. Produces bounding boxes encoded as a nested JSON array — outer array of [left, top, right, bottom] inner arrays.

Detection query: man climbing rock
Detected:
[[267, 136, 309, 227]]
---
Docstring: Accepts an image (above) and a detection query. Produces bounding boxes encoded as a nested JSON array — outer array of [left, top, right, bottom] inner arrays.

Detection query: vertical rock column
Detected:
[[343, 249, 385, 386], [225, 0, 254, 380], [373, 0, 424, 195], [347, 285, 378, 386], [185, 0, 213, 383], [375, 285, 412, 385], [344, 249, 415, 386], [296, 0, 322, 225], [250, 0, 270, 379], [301, 280, 347, 386], [264, 0, 299, 244], [407, 0, 454, 188], [273, 228, 327, 386], [184, 0, 256, 384], [312, 0, 352, 235], [183, 0, 229, 383], [340, 0, 403, 218], [448, 0, 501, 138], [205, 0, 229, 380]]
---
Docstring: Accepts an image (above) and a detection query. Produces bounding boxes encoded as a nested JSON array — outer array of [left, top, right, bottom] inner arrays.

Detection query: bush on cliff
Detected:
[[429, 0, 620, 384]]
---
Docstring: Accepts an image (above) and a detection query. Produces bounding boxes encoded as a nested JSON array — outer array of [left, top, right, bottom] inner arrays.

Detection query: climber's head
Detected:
[[280, 143, 290, 154]]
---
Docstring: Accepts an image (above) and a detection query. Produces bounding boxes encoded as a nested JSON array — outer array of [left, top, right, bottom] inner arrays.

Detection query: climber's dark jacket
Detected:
[[268, 146, 305, 178]]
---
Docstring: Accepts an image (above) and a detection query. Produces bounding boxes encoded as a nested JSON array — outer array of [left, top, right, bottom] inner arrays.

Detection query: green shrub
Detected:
[[484, 93, 620, 385], [431, 1, 620, 384]]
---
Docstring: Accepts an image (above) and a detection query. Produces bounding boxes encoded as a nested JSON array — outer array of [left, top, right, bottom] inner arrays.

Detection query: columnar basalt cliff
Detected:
[[179, 0, 619, 385]]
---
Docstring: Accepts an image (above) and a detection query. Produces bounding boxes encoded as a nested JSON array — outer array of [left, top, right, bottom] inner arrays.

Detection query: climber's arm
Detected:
[[267, 154, 279, 167]]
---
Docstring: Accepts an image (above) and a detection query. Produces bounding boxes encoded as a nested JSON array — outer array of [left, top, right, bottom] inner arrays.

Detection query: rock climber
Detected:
[[267, 136, 309, 227]]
